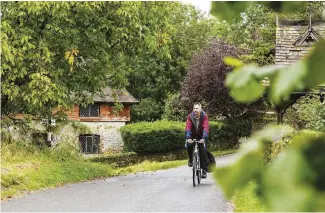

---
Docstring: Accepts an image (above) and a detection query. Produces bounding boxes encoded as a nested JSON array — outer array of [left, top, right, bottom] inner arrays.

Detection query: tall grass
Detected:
[[1, 141, 117, 199], [1, 141, 236, 200]]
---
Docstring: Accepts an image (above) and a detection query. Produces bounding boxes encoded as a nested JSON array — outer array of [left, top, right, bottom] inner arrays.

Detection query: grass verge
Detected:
[[232, 181, 267, 212], [1, 142, 236, 200]]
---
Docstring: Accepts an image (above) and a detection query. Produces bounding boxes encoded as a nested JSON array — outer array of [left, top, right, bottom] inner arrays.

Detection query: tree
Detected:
[[126, 4, 220, 121], [213, 4, 276, 66], [180, 40, 264, 120], [0, 2, 179, 119], [162, 93, 188, 122]]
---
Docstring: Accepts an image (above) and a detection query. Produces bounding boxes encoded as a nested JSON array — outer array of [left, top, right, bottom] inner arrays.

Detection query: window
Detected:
[[79, 134, 100, 154], [79, 104, 100, 117]]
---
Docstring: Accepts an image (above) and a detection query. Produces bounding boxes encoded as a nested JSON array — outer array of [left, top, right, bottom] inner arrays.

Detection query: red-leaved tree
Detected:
[[180, 40, 265, 120]]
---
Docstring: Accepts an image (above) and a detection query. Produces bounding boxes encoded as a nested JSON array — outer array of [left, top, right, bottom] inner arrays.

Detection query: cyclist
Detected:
[[185, 103, 209, 178]]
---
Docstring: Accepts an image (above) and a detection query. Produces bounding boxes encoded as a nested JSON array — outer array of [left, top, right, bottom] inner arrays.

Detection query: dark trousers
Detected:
[[186, 142, 208, 170]]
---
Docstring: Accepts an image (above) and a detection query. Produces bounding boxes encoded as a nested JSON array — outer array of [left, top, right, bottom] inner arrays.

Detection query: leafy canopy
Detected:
[[1, 2, 180, 118]]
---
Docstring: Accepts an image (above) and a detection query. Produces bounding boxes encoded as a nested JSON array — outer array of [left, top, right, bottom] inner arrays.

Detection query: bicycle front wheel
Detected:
[[192, 152, 199, 187], [197, 156, 201, 184]]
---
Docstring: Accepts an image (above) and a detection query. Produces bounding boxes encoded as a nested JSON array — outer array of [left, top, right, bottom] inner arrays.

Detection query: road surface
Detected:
[[1, 153, 239, 212]]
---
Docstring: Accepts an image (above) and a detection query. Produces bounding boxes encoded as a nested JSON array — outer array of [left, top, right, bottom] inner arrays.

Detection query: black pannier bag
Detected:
[[206, 151, 216, 173]]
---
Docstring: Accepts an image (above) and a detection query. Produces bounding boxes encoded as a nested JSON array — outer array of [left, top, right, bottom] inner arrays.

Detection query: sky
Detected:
[[181, 0, 212, 14]]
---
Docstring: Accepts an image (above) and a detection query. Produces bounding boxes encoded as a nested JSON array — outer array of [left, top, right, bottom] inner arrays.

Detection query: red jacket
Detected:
[[185, 111, 209, 140]]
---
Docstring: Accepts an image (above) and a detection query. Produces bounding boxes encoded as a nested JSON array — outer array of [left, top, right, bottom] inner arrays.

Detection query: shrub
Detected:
[[130, 98, 164, 122], [120, 120, 252, 153], [162, 93, 189, 122], [285, 94, 325, 132], [209, 120, 252, 149], [264, 130, 325, 164], [121, 120, 184, 153]]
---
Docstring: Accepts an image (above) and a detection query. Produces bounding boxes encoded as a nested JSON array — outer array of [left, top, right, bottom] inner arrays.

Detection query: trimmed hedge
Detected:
[[120, 120, 252, 153]]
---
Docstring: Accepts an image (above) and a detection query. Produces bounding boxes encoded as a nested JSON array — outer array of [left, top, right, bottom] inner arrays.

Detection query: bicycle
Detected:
[[192, 139, 202, 187]]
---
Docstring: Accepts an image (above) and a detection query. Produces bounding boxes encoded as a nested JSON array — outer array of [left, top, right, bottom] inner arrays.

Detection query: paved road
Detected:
[[1, 154, 239, 212]]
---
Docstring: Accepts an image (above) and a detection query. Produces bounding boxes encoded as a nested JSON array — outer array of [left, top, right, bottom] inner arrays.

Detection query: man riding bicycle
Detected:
[[185, 103, 209, 178]]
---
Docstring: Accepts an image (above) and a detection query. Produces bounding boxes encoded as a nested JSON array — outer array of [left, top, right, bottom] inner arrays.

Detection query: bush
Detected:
[[162, 93, 188, 122], [130, 98, 164, 122], [120, 120, 252, 153], [285, 94, 325, 132], [264, 130, 325, 163], [209, 120, 252, 149], [120, 120, 184, 153]]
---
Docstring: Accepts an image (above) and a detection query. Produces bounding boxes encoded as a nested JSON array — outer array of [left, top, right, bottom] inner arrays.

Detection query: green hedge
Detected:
[[120, 120, 252, 153], [264, 130, 325, 163]]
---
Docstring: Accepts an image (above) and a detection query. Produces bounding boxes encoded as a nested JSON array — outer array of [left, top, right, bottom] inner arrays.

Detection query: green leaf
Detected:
[[214, 138, 264, 198], [226, 65, 265, 103], [262, 150, 316, 211], [304, 40, 325, 88], [270, 61, 306, 104], [210, 1, 305, 21], [211, 2, 253, 21], [253, 64, 283, 78], [223, 57, 243, 68]]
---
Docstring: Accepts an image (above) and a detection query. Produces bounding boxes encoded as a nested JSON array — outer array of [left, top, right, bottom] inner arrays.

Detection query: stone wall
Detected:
[[275, 20, 325, 65], [80, 121, 125, 152], [52, 121, 125, 153]]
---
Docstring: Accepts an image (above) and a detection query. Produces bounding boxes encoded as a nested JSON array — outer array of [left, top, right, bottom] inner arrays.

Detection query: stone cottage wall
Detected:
[[80, 121, 125, 152]]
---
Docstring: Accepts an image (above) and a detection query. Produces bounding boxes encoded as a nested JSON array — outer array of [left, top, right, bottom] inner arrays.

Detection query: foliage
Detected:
[[70, 121, 92, 134], [120, 120, 184, 153], [215, 4, 276, 66], [120, 120, 251, 153], [210, 1, 325, 210], [211, 2, 325, 211], [263, 130, 324, 164], [211, 2, 310, 22], [130, 98, 163, 122], [162, 93, 188, 122], [277, 1, 325, 20], [232, 181, 268, 212], [285, 95, 325, 132], [180, 40, 265, 120], [0, 2, 187, 119], [226, 40, 325, 104], [127, 4, 220, 122], [209, 120, 252, 150]]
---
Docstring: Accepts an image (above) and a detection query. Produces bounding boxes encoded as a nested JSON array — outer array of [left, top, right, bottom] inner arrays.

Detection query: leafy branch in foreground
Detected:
[[211, 3, 325, 211], [225, 40, 325, 104]]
